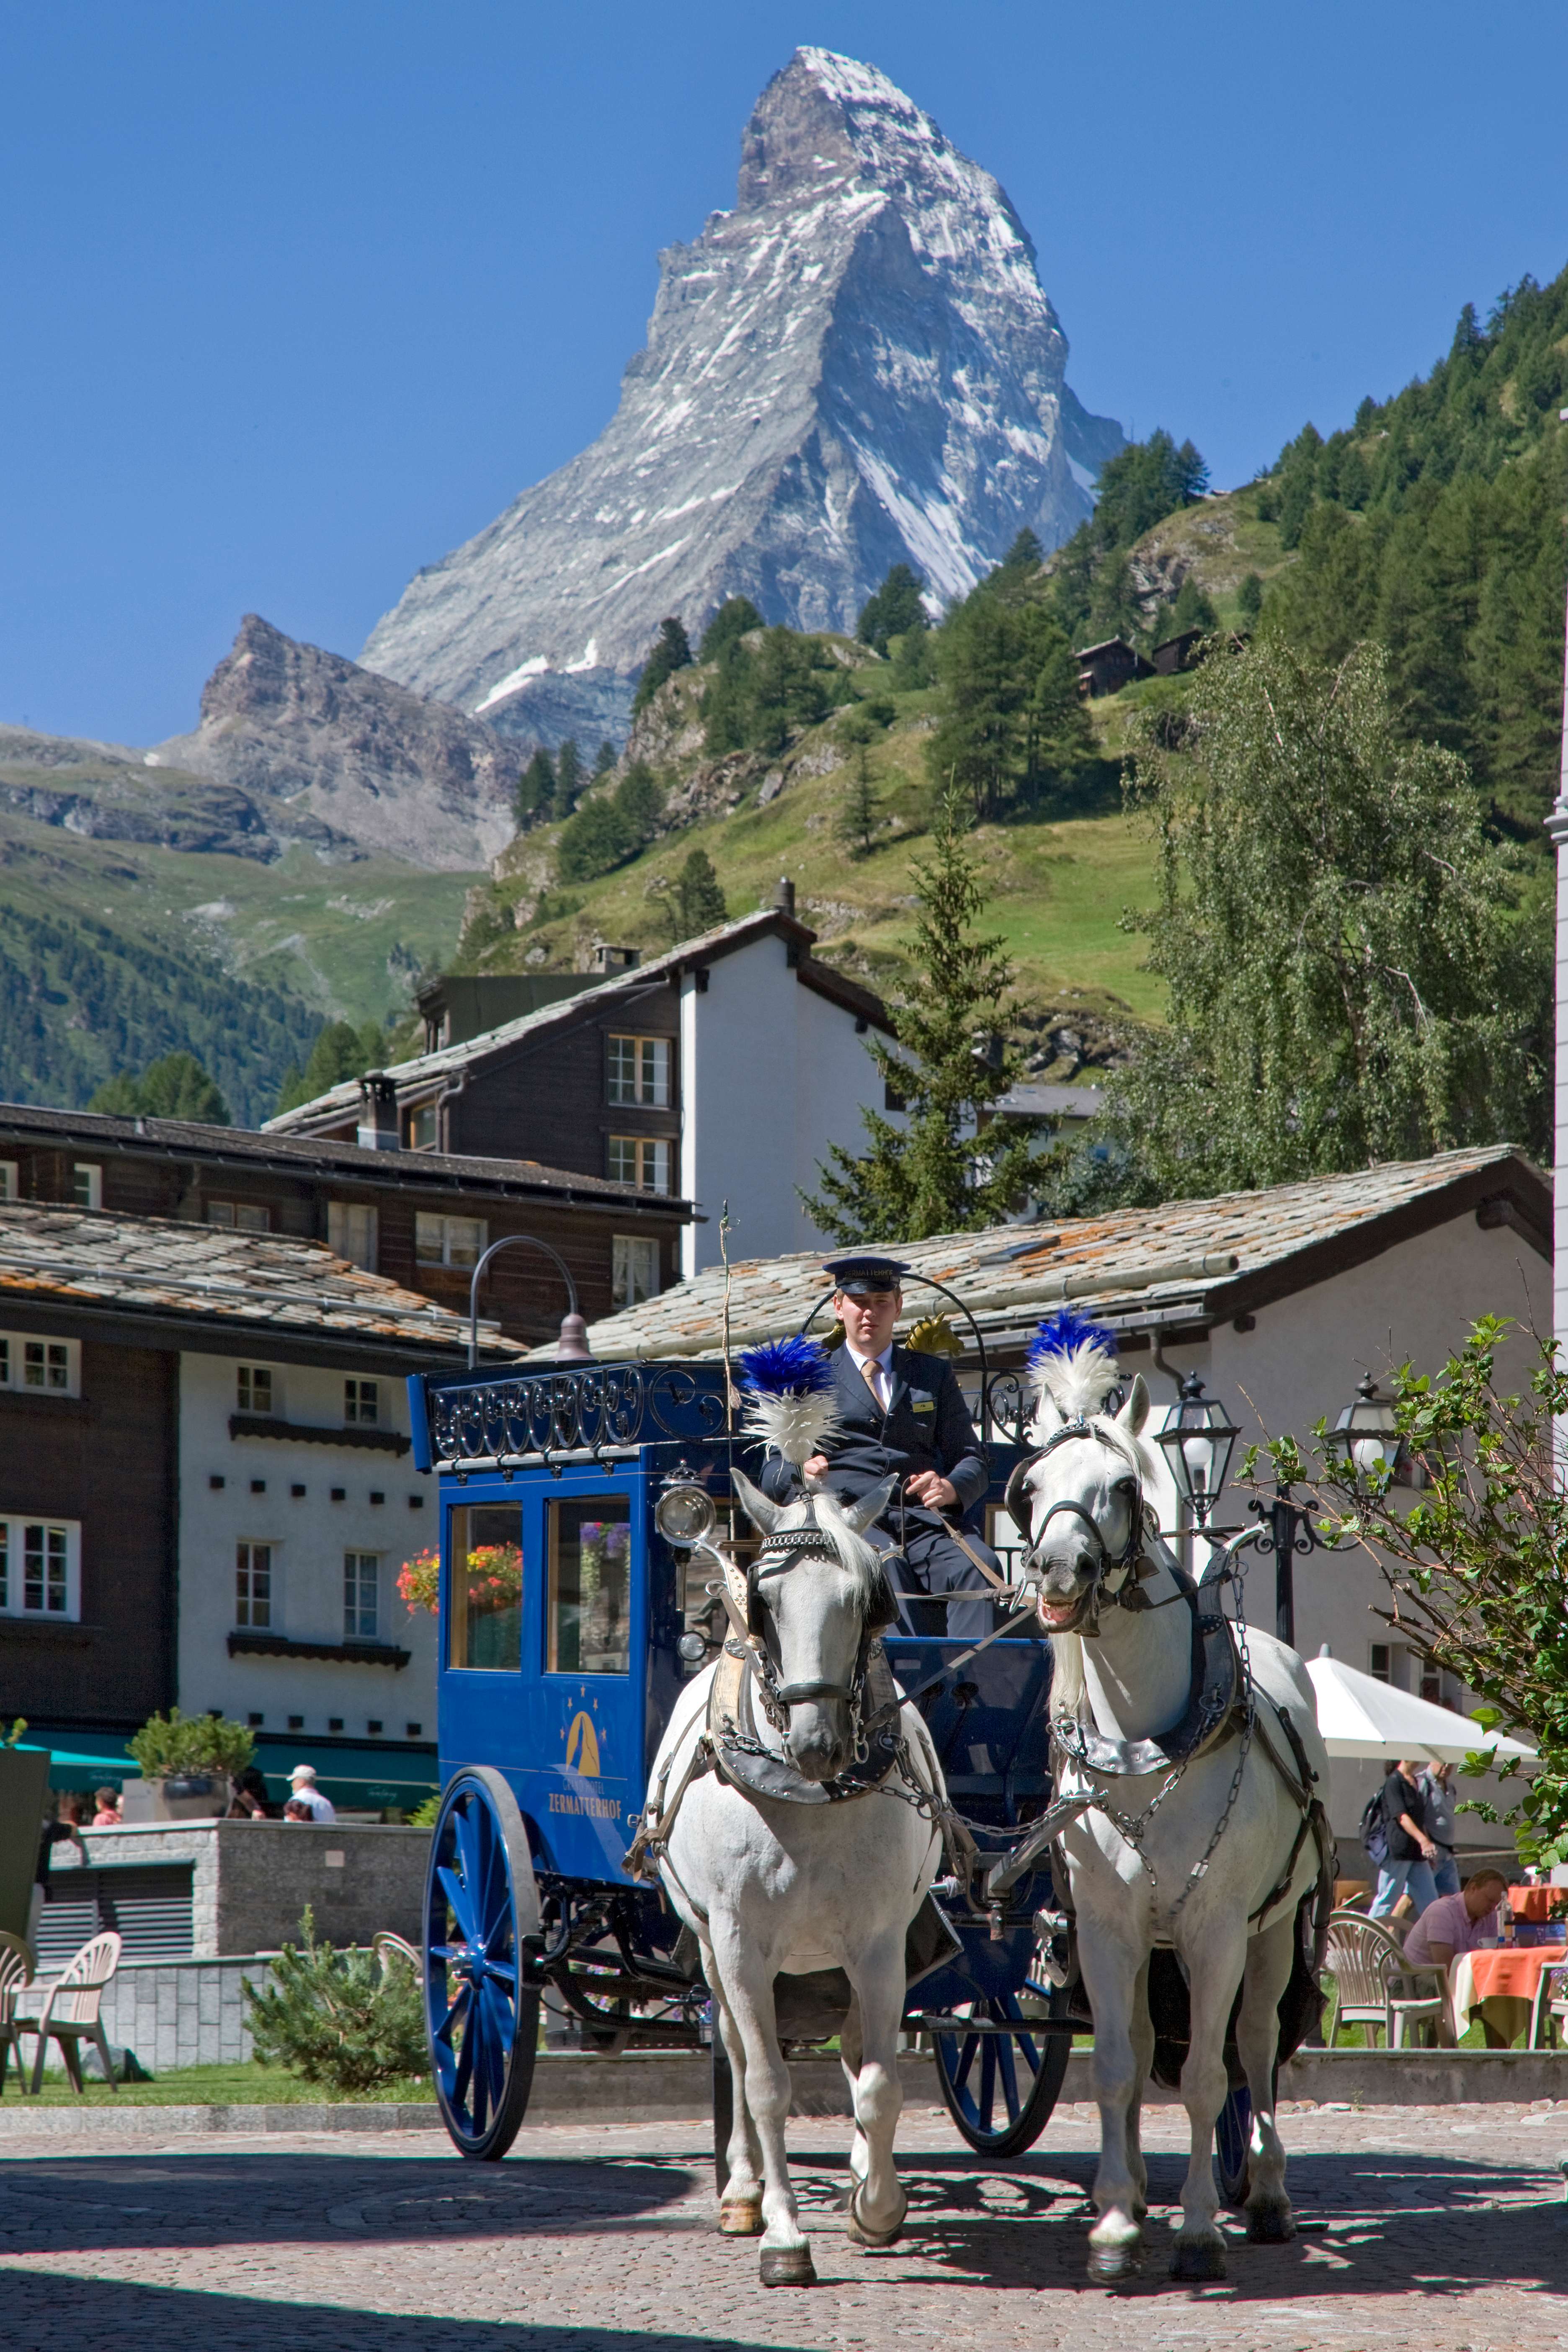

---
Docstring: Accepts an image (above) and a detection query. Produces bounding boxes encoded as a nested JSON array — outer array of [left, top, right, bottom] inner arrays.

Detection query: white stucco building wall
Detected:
[[679, 931, 894, 1277], [177, 1352, 437, 1744]]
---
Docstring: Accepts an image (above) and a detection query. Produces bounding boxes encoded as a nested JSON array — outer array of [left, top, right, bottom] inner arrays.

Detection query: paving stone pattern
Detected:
[[2, 2099, 1567, 2351]]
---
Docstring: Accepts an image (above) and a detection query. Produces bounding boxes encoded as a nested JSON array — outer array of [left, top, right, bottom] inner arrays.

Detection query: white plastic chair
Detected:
[[21, 1931, 123, 2094], [1323, 1909, 1445, 2048], [373, 1931, 420, 1978], [0, 1932, 35, 2096], [1529, 1962, 1568, 2049]]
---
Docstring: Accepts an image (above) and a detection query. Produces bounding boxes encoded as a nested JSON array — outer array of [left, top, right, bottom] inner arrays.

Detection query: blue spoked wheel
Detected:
[[931, 1988, 1070, 2157], [424, 1767, 540, 2161]]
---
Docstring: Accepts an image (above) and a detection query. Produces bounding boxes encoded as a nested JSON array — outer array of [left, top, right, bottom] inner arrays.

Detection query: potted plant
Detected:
[[123, 1709, 255, 1821]]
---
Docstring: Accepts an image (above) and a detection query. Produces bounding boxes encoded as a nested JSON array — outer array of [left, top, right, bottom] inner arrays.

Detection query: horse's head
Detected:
[[1005, 1375, 1155, 1636], [730, 1469, 898, 1781]]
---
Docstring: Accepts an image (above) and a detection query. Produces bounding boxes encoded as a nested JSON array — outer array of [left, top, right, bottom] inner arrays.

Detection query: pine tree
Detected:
[[802, 792, 1046, 1241], [592, 740, 617, 781], [699, 598, 762, 661], [856, 564, 927, 655], [556, 795, 633, 883], [515, 748, 556, 830], [676, 848, 727, 935], [835, 745, 879, 857], [244, 1908, 427, 2093], [91, 1050, 230, 1124], [614, 758, 663, 848], [1236, 572, 1264, 626], [631, 616, 693, 714], [552, 739, 585, 822]]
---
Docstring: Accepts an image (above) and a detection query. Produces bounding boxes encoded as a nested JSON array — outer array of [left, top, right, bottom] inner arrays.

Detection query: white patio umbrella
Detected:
[[1305, 1651, 1537, 1764]]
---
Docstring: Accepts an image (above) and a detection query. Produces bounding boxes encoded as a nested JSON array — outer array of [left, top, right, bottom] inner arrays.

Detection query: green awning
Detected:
[[19, 1727, 439, 1813]]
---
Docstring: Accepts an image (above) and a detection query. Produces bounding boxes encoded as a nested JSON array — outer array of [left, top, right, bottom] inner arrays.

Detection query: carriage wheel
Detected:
[[932, 1988, 1070, 2158], [425, 1767, 540, 2161]]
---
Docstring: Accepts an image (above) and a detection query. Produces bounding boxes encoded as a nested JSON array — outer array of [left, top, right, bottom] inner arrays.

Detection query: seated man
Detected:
[[758, 1253, 999, 1642]]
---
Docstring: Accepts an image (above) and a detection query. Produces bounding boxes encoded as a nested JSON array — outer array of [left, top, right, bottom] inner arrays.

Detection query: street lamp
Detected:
[[1155, 1373, 1239, 1529], [467, 1234, 592, 1368], [1328, 1374, 1402, 1488]]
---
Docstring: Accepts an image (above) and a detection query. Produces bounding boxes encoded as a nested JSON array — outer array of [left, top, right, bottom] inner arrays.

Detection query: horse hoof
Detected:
[[1170, 2236, 1228, 2281], [846, 2180, 908, 2248], [759, 2244, 817, 2287], [719, 2197, 763, 2236], [1086, 2236, 1142, 2283], [1246, 2205, 1295, 2245]]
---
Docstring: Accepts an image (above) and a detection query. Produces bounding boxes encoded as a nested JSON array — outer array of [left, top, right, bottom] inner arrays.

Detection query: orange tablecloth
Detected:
[[1448, 1943, 1568, 2038], [1508, 1885, 1557, 1923]]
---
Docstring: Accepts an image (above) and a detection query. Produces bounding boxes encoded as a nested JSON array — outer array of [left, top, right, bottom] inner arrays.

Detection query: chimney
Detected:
[[592, 943, 642, 972], [772, 875, 796, 918], [357, 1072, 401, 1152]]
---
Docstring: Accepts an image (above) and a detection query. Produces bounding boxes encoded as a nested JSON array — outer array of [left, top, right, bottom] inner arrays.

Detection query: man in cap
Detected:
[[758, 1253, 998, 1640], [286, 1764, 336, 1823]]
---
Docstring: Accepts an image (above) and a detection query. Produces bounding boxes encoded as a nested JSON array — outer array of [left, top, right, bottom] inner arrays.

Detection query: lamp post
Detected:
[[1155, 1372, 1239, 1532], [467, 1235, 591, 1368], [1245, 1487, 1328, 1648]]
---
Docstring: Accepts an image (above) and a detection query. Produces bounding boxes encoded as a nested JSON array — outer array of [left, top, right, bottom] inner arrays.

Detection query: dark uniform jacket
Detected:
[[758, 1344, 988, 1535]]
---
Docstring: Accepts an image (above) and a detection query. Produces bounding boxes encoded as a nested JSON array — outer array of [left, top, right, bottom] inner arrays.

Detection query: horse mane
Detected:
[[763, 1485, 885, 1616]]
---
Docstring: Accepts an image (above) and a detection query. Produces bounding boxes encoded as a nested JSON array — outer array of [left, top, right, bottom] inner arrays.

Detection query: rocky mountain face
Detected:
[[157, 614, 523, 867], [361, 46, 1121, 743]]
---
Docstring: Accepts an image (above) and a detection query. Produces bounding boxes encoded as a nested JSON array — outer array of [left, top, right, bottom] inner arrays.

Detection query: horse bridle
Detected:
[[746, 1503, 897, 1712], [1003, 1417, 1152, 1632]]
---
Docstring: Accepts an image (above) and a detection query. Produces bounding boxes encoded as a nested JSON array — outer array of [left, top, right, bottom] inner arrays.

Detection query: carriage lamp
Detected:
[[654, 1480, 717, 1549], [1154, 1374, 1239, 1529], [1328, 1374, 1402, 1488]]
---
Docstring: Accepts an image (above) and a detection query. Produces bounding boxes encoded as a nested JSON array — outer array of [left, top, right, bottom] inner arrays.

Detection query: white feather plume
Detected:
[[740, 1389, 842, 1469], [1032, 1333, 1121, 1423]]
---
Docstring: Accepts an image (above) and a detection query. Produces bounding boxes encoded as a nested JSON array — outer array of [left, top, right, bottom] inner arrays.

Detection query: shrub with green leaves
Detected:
[[127, 1708, 254, 1780], [245, 1908, 428, 2093]]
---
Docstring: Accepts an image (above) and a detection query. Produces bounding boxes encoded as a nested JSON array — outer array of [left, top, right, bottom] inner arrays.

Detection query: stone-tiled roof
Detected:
[[0, 1099, 681, 1214], [262, 908, 891, 1134], [547, 1146, 1545, 1363], [0, 1199, 524, 1361]]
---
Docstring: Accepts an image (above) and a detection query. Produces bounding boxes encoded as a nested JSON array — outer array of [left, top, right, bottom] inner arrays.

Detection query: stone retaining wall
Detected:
[[75, 1821, 428, 1957]]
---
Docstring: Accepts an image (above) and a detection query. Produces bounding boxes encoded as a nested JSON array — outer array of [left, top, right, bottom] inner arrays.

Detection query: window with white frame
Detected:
[[72, 1163, 102, 1210], [206, 1200, 270, 1233], [236, 1364, 274, 1415], [235, 1542, 272, 1628], [613, 1235, 660, 1311], [344, 1378, 380, 1426], [328, 1200, 379, 1271], [344, 1551, 379, 1640], [0, 1163, 17, 1203], [607, 1137, 672, 1194], [0, 1516, 81, 1620], [0, 1332, 81, 1398], [607, 1034, 671, 1109], [415, 1212, 487, 1268]]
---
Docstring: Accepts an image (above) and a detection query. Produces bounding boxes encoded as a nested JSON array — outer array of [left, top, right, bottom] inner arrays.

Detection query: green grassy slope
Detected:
[[465, 659, 1165, 1039]]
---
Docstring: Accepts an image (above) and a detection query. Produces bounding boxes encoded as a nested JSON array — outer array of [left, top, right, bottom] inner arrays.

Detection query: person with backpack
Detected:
[[1368, 1758, 1440, 1919]]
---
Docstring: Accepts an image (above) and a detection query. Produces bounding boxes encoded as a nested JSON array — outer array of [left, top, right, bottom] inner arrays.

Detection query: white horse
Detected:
[[1010, 1330, 1329, 2281], [642, 1467, 947, 2286]]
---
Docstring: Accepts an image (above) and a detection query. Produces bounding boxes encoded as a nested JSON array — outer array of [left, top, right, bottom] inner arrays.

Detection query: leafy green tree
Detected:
[[835, 745, 880, 858], [1254, 1318, 1568, 1867], [1236, 572, 1264, 626], [556, 794, 634, 883], [1103, 639, 1549, 1199], [856, 564, 927, 655], [552, 738, 584, 822], [699, 598, 763, 662], [515, 748, 556, 830], [276, 1019, 389, 1115], [92, 1050, 230, 1125], [803, 792, 1047, 1241], [614, 758, 663, 848], [631, 616, 693, 715]]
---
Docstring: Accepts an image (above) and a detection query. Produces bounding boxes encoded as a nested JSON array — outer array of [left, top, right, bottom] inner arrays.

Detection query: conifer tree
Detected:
[[699, 598, 762, 661], [676, 848, 727, 935], [515, 748, 556, 830], [802, 791, 1045, 1241], [835, 744, 879, 858], [592, 739, 617, 781], [631, 616, 694, 714], [552, 738, 585, 821], [856, 564, 927, 655], [92, 1050, 231, 1125]]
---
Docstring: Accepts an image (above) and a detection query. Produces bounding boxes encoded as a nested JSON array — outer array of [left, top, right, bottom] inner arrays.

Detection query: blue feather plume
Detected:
[[739, 1336, 834, 1396], [1026, 1308, 1118, 1373]]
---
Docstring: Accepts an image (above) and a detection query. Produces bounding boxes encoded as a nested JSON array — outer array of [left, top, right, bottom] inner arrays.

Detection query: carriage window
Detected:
[[547, 1499, 631, 1675], [447, 1505, 524, 1672]]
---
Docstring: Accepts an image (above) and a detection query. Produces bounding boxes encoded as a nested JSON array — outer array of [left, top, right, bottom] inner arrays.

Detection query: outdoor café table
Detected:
[[1508, 1885, 1558, 1924], [1449, 1942, 1568, 2045]]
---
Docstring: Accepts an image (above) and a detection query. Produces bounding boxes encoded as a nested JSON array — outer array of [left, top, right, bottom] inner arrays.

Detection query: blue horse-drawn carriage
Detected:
[[407, 1351, 1079, 2169]]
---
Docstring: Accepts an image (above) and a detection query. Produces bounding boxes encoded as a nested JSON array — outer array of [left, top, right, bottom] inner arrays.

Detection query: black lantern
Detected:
[[1155, 1372, 1239, 1527], [1329, 1374, 1402, 1488]]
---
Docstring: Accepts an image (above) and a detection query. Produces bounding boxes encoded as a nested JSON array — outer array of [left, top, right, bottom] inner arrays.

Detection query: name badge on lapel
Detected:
[[912, 1396, 936, 1414]]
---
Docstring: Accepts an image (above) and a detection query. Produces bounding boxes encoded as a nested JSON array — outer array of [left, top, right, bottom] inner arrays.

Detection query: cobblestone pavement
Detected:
[[3, 2098, 1567, 2352]]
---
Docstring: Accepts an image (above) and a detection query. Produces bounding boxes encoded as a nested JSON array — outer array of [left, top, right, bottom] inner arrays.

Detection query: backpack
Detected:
[[1360, 1787, 1389, 1867]]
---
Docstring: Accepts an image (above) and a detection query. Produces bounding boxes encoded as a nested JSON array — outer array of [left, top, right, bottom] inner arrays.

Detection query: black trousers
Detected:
[[865, 1522, 999, 1643]]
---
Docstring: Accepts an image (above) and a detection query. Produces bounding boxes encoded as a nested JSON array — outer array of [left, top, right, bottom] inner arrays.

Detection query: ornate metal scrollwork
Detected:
[[985, 1369, 1031, 1447], [429, 1361, 720, 1462], [647, 1365, 728, 1440]]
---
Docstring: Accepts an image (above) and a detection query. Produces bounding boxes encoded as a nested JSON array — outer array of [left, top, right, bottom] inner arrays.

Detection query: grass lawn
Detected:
[[7, 2063, 437, 2110]]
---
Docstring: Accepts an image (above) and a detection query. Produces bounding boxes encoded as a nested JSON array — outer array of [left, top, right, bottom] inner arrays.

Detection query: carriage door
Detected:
[[535, 1482, 641, 1877]]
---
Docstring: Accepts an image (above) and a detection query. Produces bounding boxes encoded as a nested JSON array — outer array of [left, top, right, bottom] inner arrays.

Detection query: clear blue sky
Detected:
[[4, 0, 1565, 745]]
